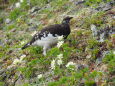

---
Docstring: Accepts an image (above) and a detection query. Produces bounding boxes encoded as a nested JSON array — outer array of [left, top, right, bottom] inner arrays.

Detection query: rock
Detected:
[[96, 51, 109, 65], [10, 28, 16, 32], [30, 6, 41, 13], [77, 64, 88, 70], [91, 25, 115, 42], [28, 25, 38, 31], [15, 75, 24, 86], [5, 18, 11, 24], [0, 40, 4, 46], [90, 24, 98, 37], [75, 0, 85, 5], [28, 19, 41, 26], [98, 33, 105, 42], [103, 3, 112, 11], [95, 1, 113, 11]]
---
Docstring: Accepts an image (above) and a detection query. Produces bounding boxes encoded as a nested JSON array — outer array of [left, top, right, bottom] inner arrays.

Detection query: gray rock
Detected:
[[96, 51, 110, 65], [98, 32, 105, 42], [0, 40, 4, 46], [30, 6, 41, 13], [15, 76, 24, 86], [28, 25, 38, 31], [77, 64, 88, 70], [75, 0, 85, 5], [91, 24, 115, 42], [95, 1, 113, 11], [90, 24, 98, 37]]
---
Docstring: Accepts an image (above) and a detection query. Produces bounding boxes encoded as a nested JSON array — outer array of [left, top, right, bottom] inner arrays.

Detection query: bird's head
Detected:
[[62, 16, 73, 24]]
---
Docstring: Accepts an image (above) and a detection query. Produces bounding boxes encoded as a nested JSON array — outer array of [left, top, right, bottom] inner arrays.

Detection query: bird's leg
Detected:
[[43, 45, 50, 56]]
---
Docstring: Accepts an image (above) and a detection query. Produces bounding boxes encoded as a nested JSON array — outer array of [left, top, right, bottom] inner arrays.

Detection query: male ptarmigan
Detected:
[[22, 16, 73, 55]]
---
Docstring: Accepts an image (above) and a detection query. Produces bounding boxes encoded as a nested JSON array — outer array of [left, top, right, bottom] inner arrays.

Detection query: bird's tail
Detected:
[[21, 42, 30, 50]]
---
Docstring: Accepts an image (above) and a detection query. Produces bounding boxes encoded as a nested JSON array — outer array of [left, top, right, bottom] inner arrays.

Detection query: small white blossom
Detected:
[[57, 41, 64, 48], [58, 36, 63, 41], [86, 54, 91, 59], [20, 54, 26, 61], [13, 59, 21, 65], [66, 62, 76, 68], [113, 51, 115, 55], [12, 55, 26, 65], [15, 2, 21, 8], [57, 59, 63, 66], [20, 41, 25, 45], [57, 54, 63, 59], [5, 18, 11, 24], [20, 0, 23, 3], [31, 31, 37, 36], [37, 74, 43, 79], [51, 60, 55, 70]]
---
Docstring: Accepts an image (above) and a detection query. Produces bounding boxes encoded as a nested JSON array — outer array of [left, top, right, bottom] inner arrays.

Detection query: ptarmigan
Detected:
[[22, 16, 73, 55]]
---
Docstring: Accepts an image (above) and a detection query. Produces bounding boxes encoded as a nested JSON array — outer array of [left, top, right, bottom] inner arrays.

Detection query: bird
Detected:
[[22, 16, 73, 55]]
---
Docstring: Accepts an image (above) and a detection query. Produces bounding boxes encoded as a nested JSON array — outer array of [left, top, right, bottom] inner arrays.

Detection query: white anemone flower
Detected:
[[15, 2, 21, 8], [113, 51, 115, 55], [57, 54, 63, 59], [58, 35, 63, 41], [20, 54, 26, 61], [20, 41, 25, 45], [57, 41, 64, 48], [31, 31, 37, 36], [12, 54, 26, 65], [13, 59, 21, 65], [57, 59, 63, 66], [51, 60, 55, 70], [20, 0, 24, 3], [37, 74, 43, 79], [66, 62, 76, 68]]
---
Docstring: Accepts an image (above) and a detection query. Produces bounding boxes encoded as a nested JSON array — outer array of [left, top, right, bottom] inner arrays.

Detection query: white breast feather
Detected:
[[32, 33, 59, 47]]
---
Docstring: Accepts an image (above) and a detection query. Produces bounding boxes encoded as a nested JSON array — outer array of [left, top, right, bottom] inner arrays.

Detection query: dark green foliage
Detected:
[[9, 8, 26, 20], [84, 0, 112, 6], [30, 0, 50, 7], [103, 51, 115, 74]]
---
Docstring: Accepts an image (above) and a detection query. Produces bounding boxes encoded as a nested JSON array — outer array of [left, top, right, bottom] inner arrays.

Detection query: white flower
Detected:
[[58, 36, 63, 41], [51, 60, 55, 70], [57, 41, 64, 48], [66, 62, 76, 68], [12, 55, 26, 65], [20, 54, 26, 61], [57, 59, 63, 66], [20, 41, 25, 45], [37, 74, 43, 79], [113, 51, 115, 55], [57, 54, 63, 59], [31, 31, 37, 36], [15, 2, 21, 8], [86, 55, 91, 59], [5, 18, 11, 24], [13, 59, 21, 65], [20, 0, 23, 3]]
